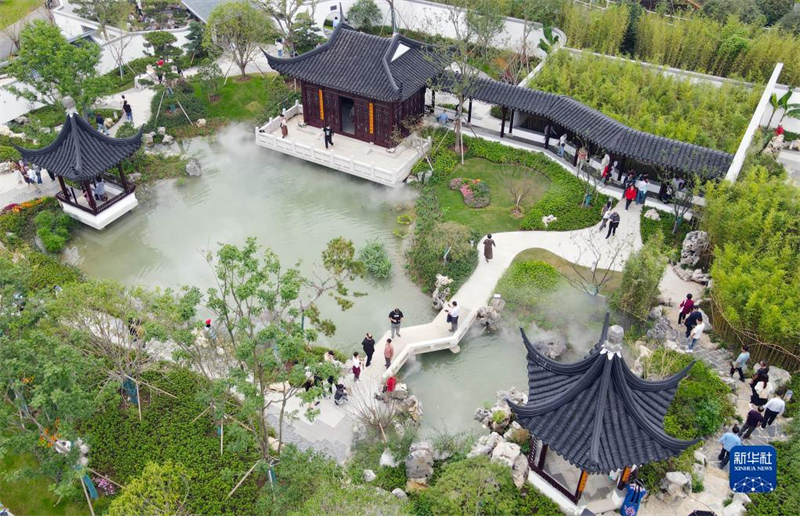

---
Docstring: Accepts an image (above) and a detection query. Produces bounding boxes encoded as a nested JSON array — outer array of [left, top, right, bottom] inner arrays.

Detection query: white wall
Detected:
[[760, 84, 800, 133], [304, 0, 565, 57], [0, 78, 44, 125]]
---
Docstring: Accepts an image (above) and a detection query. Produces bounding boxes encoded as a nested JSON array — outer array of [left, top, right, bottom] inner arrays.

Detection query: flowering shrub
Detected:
[[448, 177, 491, 208], [95, 477, 116, 496]]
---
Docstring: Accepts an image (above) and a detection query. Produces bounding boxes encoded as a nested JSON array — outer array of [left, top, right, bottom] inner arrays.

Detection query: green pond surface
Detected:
[[65, 125, 532, 433]]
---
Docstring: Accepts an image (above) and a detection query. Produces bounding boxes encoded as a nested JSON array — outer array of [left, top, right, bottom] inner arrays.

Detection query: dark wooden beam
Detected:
[[57, 176, 69, 199], [500, 107, 507, 138], [83, 181, 97, 214], [117, 163, 129, 192], [543, 125, 550, 150], [537, 443, 548, 470], [575, 471, 589, 502], [431, 90, 435, 113], [467, 98, 473, 123], [509, 109, 514, 134]]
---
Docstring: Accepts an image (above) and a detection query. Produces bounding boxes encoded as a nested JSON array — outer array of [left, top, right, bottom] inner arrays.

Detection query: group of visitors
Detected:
[[599, 199, 621, 239], [677, 294, 705, 352], [623, 173, 650, 210], [14, 160, 53, 187]]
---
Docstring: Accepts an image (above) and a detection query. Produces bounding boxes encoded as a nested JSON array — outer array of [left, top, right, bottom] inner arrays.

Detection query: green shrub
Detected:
[[259, 75, 301, 123], [611, 232, 667, 320], [33, 209, 74, 253], [358, 239, 392, 279], [345, 431, 415, 492], [496, 260, 562, 312], [407, 219, 478, 292], [640, 208, 691, 255], [80, 368, 262, 515], [23, 248, 82, 291], [106, 461, 190, 516], [145, 86, 207, 132], [489, 105, 504, 118], [414, 456, 561, 516], [746, 418, 799, 515], [115, 122, 138, 138], [101, 56, 154, 92], [0, 145, 21, 162]]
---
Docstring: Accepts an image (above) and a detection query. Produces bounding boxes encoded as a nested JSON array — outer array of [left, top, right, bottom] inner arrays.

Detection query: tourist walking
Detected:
[[678, 293, 694, 325], [762, 394, 785, 428], [683, 306, 702, 338], [362, 333, 375, 367], [389, 308, 403, 338], [123, 101, 133, 124], [351, 352, 362, 381], [96, 113, 109, 135], [624, 184, 637, 210], [729, 345, 750, 382], [446, 301, 459, 332], [635, 177, 649, 205], [558, 133, 567, 158], [384, 338, 394, 368], [276, 38, 284, 57], [718, 426, 741, 469], [605, 211, 620, 239], [33, 165, 42, 185], [740, 406, 765, 439], [94, 178, 107, 201], [204, 319, 217, 343], [46, 168, 55, 182], [483, 234, 496, 262], [750, 361, 770, 394], [751, 376, 773, 407], [686, 316, 705, 351], [599, 209, 611, 232], [323, 125, 334, 149], [280, 114, 288, 138]]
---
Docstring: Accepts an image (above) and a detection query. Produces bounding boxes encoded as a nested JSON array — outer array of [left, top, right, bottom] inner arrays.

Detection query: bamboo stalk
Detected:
[[191, 406, 210, 424], [135, 379, 142, 421], [87, 468, 125, 489], [81, 477, 96, 516], [227, 461, 259, 498]]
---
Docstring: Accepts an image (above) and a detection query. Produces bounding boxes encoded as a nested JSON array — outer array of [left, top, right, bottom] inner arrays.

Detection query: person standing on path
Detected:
[[718, 426, 741, 469], [686, 317, 705, 351], [204, 319, 217, 343], [323, 124, 334, 149], [750, 361, 770, 395], [276, 38, 284, 57], [678, 293, 694, 325], [599, 208, 611, 232], [280, 114, 288, 138], [351, 352, 362, 381], [729, 345, 750, 382], [751, 377, 773, 407], [483, 234, 496, 262], [96, 113, 109, 135], [605, 211, 620, 239], [123, 100, 133, 124], [384, 338, 394, 369], [362, 333, 375, 367], [558, 133, 567, 158], [740, 406, 765, 439], [389, 308, 403, 338], [683, 306, 702, 337], [624, 184, 637, 210], [762, 394, 785, 428], [445, 301, 459, 332]]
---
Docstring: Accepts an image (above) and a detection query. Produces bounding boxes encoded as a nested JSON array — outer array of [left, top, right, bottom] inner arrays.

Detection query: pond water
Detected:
[[64, 125, 540, 434]]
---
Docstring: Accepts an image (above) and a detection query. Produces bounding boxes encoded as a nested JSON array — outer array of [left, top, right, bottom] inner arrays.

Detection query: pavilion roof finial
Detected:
[[601, 325, 624, 358], [61, 96, 78, 117]]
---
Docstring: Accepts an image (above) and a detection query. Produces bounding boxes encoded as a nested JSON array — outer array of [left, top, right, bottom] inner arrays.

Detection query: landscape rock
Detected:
[[157, 126, 166, 135], [380, 449, 399, 468], [431, 274, 453, 310], [644, 209, 661, 221], [503, 421, 529, 444], [489, 406, 512, 433], [409, 441, 433, 455], [693, 450, 707, 466], [530, 335, 567, 359], [405, 478, 428, 492], [0, 163, 11, 174], [542, 214, 557, 228], [679, 231, 709, 268], [129, 172, 142, 182], [476, 305, 502, 332], [391, 488, 407, 500], [39, 127, 51, 134], [353, 422, 367, 442], [490, 441, 521, 468], [14, 116, 29, 125], [497, 387, 527, 407], [185, 158, 202, 177], [722, 502, 746, 516], [511, 454, 530, 489], [691, 462, 705, 481], [53, 125, 62, 133], [162, 134, 175, 144], [467, 432, 503, 458], [363, 469, 376, 483], [405, 448, 434, 481], [649, 306, 666, 320], [690, 269, 711, 285], [647, 316, 682, 343], [660, 471, 690, 497], [768, 366, 791, 388], [197, 118, 207, 127], [474, 407, 491, 426], [637, 343, 653, 359], [402, 395, 423, 423], [0, 125, 26, 139], [143, 133, 154, 145], [732, 493, 751, 506]]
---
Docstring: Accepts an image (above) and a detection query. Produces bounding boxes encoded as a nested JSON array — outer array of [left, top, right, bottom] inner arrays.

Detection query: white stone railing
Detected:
[[255, 101, 430, 187]]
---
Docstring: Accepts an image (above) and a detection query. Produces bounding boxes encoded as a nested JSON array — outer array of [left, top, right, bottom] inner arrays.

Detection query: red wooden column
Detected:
[[57, 176, 70, 200], [574, 470, 589, 501], [117, 163, 130, 192]]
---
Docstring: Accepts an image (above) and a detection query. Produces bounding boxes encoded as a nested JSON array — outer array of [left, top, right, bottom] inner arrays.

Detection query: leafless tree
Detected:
[[657, 168, 697, 234], [347, 379, 403, 442], [257, 0, 316, 56], [565, 232, 630, 296], [500, 164, 539, 216], [106, 31, 135, 79], [1, 22, 25, 55]]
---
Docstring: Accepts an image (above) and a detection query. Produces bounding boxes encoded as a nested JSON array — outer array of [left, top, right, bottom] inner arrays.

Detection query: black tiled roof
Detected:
[[265, 23, 443, 102], [509, 314, 699, 473], [467, 77, 733, 178], [16, 113, 142, 182]]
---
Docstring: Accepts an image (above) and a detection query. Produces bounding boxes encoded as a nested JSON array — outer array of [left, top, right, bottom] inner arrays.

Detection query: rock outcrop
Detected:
[[679, 231, 709, 268]]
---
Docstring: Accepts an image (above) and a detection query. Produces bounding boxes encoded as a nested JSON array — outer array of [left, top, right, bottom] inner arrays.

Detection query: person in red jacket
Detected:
[[624, 184, 637, 210], [678, 293, 694, 325]]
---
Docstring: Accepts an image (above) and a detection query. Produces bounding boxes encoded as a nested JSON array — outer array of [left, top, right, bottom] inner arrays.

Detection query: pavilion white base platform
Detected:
[[59, 192, 138, 230], [255, 103, 429, 188]]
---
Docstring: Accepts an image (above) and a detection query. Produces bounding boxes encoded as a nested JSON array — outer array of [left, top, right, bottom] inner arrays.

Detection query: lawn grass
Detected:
[[194, 73, 279, 122], [434, 158, 550, 235], [0, 0, 40, 29], [0, 453, 86, 516], [511, 248, 622, 295]]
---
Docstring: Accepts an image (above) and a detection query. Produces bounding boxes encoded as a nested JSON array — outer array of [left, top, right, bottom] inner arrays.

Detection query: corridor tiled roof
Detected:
[[509, 314, 699, 473], [468, 78, 733, 177], [16, 113, 142, 182], [265, 23, 444, 102]]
